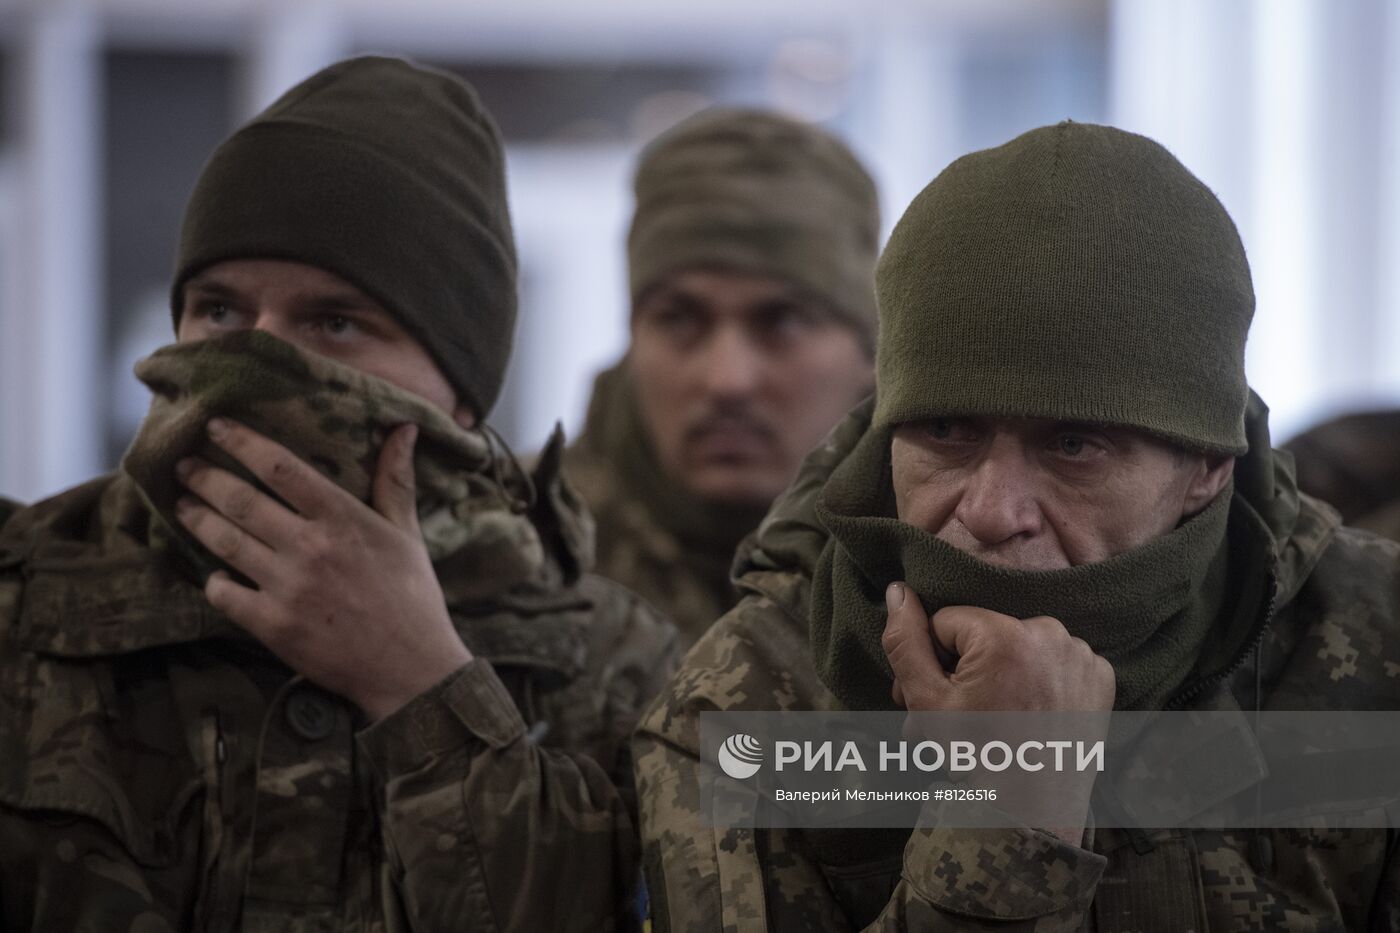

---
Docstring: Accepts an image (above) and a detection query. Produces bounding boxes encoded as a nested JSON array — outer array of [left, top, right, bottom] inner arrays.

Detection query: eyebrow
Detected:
[[181, 279, 240, 302], [1049, 419, 1114, 433], [182, 278, 381, 314], [639, 288, 708, 312], [298, 294, 382, 314]]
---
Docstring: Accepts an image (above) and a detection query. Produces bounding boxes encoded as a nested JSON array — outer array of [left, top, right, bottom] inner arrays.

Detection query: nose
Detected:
[[695, 323, 764, 400], [250, 311, 297, 344], [952, 439, 1043, 546]]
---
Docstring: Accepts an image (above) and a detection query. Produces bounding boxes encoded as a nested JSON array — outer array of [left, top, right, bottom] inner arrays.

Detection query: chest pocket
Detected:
[[0, 643, 204, 869], [0, 542, 223, 872]]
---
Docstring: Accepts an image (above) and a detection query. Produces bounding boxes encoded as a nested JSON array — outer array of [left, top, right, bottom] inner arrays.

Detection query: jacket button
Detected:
[[285, 688, 336, 741]]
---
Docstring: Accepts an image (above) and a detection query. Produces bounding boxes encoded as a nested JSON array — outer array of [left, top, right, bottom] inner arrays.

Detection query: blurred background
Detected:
[[0, 0, 1396, 503]]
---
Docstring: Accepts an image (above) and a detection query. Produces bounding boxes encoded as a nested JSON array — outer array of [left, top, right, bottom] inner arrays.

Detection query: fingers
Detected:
[[204, 417, 345, 519], [929, 605, 1017, 663], [177, 455, 304, 550], [1022, 616, 1116, 707], [881, 582, 951, 707], [204, 569, 273, 635], [371, 423, 420, 532], [177, 496, 281, 585]]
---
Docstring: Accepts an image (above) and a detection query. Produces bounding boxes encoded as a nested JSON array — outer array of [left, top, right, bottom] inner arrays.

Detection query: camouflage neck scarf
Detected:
[[577, 360, 770, 561], [121, 331, 544, 588], [809, 424, 1247, 713]]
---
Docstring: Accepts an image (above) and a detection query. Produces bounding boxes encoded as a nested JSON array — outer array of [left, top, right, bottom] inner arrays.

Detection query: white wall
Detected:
[[2, 0, 1393, 502], [1110, 0, 1400, 441]]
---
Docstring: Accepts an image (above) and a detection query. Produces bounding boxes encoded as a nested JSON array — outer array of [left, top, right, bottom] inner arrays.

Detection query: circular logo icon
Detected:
[[718, 733, 764, 779]]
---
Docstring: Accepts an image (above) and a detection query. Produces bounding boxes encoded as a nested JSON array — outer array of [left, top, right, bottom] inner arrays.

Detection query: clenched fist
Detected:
[[882, 581, 1114, 845], [882, 582, 1116, 714]]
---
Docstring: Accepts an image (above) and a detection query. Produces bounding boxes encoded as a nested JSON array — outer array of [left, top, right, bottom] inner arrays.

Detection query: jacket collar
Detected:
[[4, 474, 589, 681]]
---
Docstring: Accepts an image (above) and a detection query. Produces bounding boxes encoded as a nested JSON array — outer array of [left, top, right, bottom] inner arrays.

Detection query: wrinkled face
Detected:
[[176, 259, 475, 429], [630, 268, 874, 506], [890, 416, 1234, 570]]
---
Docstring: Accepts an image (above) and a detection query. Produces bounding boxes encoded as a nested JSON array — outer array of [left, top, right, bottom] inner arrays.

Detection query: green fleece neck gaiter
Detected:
[[580, 361, 769, 561], [809, 425, 1235, 712], [121, 331, 543, 590]]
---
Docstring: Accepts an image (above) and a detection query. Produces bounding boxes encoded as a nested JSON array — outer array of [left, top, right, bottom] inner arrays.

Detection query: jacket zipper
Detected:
[[1163, 572, 1276, 712]]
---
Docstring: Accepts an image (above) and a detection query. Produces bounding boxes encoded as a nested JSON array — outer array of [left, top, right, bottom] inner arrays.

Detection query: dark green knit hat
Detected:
[[629, 108, 880, 348], [171, 55, 517, 418], [875, 121, 1254, 454]]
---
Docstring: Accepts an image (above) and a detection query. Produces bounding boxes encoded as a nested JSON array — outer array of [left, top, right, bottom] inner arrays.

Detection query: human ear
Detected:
[[452, 404, 477, 431], [1182, 454, 1235, 516]]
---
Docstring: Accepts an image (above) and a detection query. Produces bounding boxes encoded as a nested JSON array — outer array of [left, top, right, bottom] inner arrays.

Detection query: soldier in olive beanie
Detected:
[[628, 107, 880, 349], [171, 55, 517, 418], [875, 120, 1254, 453]]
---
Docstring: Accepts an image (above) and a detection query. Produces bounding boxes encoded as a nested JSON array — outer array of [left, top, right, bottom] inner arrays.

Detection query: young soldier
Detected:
[[0, 56, 677, 932]]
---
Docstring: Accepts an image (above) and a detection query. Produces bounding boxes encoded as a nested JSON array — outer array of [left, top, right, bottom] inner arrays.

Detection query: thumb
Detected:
[[882, 582, 951, 706], [372, 423, 420, 531]]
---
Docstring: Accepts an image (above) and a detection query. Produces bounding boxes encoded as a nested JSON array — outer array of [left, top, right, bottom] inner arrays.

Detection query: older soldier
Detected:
[[563, 109, 878, 646], [636, 122, 1400, 929], [1285, 409, 1400, 542], [0, 57, 677, 931]]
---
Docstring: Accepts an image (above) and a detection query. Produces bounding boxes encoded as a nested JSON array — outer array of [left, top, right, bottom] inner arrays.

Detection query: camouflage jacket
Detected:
[[636, 402, 1400, 932], [1284, 409, 1400, 543], [0, 445, 681, 931], [562, 363, 768, 648]]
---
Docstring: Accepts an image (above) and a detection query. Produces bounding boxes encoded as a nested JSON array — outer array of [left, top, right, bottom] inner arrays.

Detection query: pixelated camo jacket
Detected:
[[0, 440, 681, 932], [636, 400, 1400, 932]]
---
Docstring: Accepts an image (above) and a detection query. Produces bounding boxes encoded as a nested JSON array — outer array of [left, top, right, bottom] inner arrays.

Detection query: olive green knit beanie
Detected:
[[629, 108, 880, 349], [874, 121, 1254, 454], [171, 55, 517, 419]]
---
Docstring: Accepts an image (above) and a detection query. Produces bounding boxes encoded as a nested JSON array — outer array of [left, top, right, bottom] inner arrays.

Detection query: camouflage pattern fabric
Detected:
[[627, 108, 881, 348], [0, 357, 683, 929], [1362, 499, 1400, 545], [635, 402, 1400, 931], [562, 362, 769, 647], [124, 330, 542, 577], [1284, 409, 1400, 544]]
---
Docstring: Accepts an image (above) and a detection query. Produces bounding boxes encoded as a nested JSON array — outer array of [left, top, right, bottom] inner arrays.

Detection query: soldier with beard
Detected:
[[635, 122, 1400, 930], [563, 109, 879, 647], [0, 56, 678, 931]]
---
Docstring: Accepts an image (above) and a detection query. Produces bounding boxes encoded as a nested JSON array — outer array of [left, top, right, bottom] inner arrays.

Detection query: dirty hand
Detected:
[[176, 417, 471, 720]]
